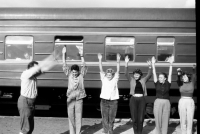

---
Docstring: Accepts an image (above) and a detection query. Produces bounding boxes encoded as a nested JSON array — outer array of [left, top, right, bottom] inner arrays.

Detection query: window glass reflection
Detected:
[[5, 36, 33, 61], [105, 37, 135, 61], [157, 37, 175, 62]]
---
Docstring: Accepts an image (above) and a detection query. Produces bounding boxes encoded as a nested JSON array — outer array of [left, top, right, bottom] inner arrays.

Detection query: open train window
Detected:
[[54, 36, 83, 61], [157, 37, 175, 62], [5, 36, 33, 61], [105, 37, 135, 61]]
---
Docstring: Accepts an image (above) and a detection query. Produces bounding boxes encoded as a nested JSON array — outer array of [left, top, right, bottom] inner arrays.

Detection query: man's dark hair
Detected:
[[159, 72, 168, 79], [27, 61, 38, 69], [133, 69, 143, 76], [71, 64, 79, 72]]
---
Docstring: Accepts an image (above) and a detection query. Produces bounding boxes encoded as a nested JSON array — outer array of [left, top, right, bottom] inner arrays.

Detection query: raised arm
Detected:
[[62, 45, 66, 65], [98, 53, 104, 73], [143, 59, 152, 82], [80, 54, 88, 78], [124, 55, 131, 81], [176, 68, 183, 87], [62, 46, 70, 77], [38, 51, 58, 72], [151, 56, 157, 83], [166, 55, 174, 83], [191, 64, 196, 83], [116, 53, 121, 74], [21, 52, 58, 79]]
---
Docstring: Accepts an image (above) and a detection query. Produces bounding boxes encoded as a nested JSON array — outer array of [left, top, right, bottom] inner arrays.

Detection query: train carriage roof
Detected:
[[0, 8, 195, 21]]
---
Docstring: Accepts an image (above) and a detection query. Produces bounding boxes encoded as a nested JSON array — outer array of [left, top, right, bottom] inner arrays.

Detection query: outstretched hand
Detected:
[[125, 55, 129, 63], [62, 46, 66, 54], [147, 60, 152, 67], [98, 53, 102, 60], [151, 56, 156, 64], [193, 64, 196, 69], [117, 53, 121, 62], [166, 55, 174, 64], [177, 68, 182, 75], [177, 68, 181, 72]]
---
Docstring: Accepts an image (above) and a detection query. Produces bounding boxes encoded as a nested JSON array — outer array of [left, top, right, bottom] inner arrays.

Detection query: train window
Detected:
[[157, 37, 175, 62], [105, 37, 135, 61], [54, 36, 83, 61], [5, 36, 33, 61]]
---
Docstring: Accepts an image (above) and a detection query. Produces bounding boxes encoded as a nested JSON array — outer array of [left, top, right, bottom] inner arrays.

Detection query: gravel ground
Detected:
[[0, 116, 197, 134]]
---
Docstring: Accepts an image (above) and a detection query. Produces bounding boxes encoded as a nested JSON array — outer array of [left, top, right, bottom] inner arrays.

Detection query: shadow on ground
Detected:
[[81, 122, 102, 134], [59, 130, 69, 134], [113, 119, 132, 134]]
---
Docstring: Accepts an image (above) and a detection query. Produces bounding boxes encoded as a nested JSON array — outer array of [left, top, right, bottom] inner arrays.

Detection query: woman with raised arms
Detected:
[[151, 55, 174, 134], [98, 53, 121, 134]]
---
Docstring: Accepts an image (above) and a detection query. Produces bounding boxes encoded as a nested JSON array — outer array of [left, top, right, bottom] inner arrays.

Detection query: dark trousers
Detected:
[[129, 96, 146, 134], [17, 95, 36, 134], [100, 99, 118, 134]]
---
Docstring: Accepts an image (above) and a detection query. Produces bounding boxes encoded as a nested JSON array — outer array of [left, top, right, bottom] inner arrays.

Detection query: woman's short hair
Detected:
[[106, 68, 115, 75], [159, 72, 168, 79], [133, 69, 143, 76], [71, 64, 79, 72], [27, 61, 38, 69]]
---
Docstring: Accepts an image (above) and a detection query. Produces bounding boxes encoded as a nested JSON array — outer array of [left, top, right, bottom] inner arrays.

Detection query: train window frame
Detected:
[[54, 36, 84, 62], [156, 37, 175, 62], [105, 37, 135, 62], [5, 36, 33, 61]]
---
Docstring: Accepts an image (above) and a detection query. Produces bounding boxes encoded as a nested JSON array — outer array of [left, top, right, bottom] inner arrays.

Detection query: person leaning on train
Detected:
[[18, 52, 59, 134], [151, 55, 174, 134], [124, 55, 152, 134], [62, 46, 88, 134], [98, 53, 121, 134]]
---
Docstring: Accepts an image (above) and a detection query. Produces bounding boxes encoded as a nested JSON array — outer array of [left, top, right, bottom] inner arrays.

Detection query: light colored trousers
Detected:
[[67, 99, 83, 134], [153, 98, 170, 134], [178, 97, 195, 134]]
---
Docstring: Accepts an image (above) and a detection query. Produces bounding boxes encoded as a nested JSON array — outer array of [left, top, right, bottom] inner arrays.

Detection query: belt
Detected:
[[20, 95, 36, 100], [181, 96, 192, 99], [133, 94, 143, 97]]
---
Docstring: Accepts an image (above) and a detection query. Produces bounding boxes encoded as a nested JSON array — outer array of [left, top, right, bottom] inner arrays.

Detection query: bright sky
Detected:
[[0, 0, 195, 8]]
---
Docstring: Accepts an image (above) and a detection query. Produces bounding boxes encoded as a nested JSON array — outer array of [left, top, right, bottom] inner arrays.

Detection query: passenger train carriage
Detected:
[[0, 8, 196, 105]]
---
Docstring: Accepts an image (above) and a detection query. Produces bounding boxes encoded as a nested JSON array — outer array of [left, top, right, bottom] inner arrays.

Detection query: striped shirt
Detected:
[[63, 64, 88, 100]]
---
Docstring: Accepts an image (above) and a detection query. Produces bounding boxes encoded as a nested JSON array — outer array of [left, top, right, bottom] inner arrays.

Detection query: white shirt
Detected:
[[20, 65, 41, 98], [100, 72, 119, 100]]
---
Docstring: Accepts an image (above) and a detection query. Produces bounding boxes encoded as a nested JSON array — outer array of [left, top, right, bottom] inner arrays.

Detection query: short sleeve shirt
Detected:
[[20, 65, 41, 99], [154, 81, 171, 100], [100, 72, 119, 100]]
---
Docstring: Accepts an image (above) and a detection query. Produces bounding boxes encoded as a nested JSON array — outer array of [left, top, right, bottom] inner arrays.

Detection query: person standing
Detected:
[[176, 65, 196, 134], [18, 53, 58, 134], [151, 56, 174, 134], [62, 46, 87, 134], [98, 53, 120, 134], [124, 56, 152, 134]]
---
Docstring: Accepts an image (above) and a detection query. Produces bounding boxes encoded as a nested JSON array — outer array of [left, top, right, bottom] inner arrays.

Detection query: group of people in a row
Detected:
[[17, 47, 196, 134]]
